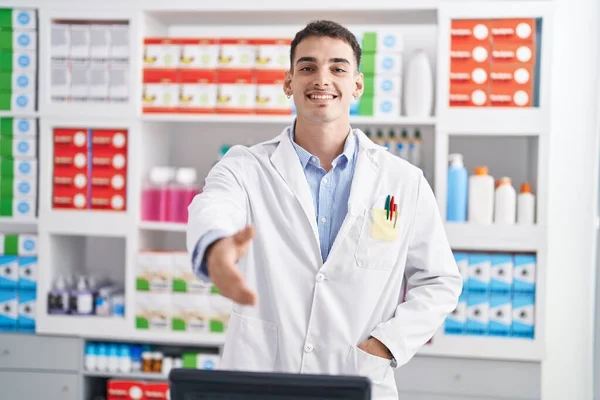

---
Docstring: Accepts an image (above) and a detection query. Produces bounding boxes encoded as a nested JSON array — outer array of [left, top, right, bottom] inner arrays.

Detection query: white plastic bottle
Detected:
[[517, 181, 536, 224], [468, 165, 495, 224], [403, 49, 433, 117], [494, 177, 517, 224]]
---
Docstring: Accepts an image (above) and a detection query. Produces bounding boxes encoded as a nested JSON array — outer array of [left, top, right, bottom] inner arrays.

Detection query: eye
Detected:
[[300, 66, 314, 72], [333, 67, 347, 73]]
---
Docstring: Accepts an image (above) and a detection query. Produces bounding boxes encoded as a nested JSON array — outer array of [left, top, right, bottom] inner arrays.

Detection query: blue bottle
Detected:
[[447, 153, 468, 222]]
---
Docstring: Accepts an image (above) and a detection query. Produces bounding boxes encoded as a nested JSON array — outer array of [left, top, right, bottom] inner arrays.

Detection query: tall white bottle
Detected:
[[494, 177, 517, 224], [517, 181, 536, 224], [468, 166, 495, 224], [403, 49, 433, 117]]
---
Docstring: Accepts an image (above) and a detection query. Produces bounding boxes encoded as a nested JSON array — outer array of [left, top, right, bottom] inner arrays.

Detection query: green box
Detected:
[[361, 32, 377, 53], [0, 71, 11, 90], [172, 317, 186, 332], [363, 76, 375, 97], [0, 136, 12, 156], [0, 52, 11, 71], [0, 31, 12, 51], [0, 92, 10, 110], [358, 96, 374, 116], [0, 9, 12, 30], [0, 118, 13, 135], [182, 352, 197, 369], [360, 53, 376, 75], [2, 233, 18, 255], [135, 316, 149, 330]]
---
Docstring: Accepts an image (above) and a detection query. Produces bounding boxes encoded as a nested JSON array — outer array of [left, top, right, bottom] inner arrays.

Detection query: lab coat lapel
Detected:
[[270, 128, 321, 255]]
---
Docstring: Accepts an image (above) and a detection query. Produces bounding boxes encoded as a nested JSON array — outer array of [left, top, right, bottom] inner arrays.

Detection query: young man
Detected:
[[187, 20, 462, 400]]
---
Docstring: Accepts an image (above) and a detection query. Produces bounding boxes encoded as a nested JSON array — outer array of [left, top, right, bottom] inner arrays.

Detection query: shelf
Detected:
[[129, 330, 226, 347], [37, 315, 127, 338], [445, 223, 542, 252], [41, 210, 131, 237], [141, 113, 436, 126], [83, 370, 168, 381], [0, 218, 38, 225], [418, 334, 543, 362], [0, 111, 40, 118], [442, 109, 545, 136], [139, 221, 187, 232]]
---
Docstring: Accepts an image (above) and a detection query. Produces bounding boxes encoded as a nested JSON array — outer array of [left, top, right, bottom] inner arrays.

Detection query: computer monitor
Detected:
[[168, 368, 371, 399]]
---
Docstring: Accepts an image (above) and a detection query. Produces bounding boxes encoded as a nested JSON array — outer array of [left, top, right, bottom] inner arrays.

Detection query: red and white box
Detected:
[[450, 58, 490, 86], [215, 70, 256, 114], [54, 128, 88, 151], [451, 19, 491, 47], [218, 38, 256, 70], [143, 38, 181, 69], [489, 84, 532, 107], [53, 149, 88, 171], [450, 42, 492, 66], [179, 38, 220, 70], [491, 42, 536, 65], [52, 167, 88, 210], [144, 382, 169, 399], [91, 149, 127, 173], [142, 69, 180, 113], [490, 18, 536, 44], [254, 38, 292, 71], [90, 188, 126, 211], [255, 70, 292, 115], [91, 129, 128, 151], [178, 69, 218, 113], [449, 83, 489, 107], [107, 379, 146, 400]]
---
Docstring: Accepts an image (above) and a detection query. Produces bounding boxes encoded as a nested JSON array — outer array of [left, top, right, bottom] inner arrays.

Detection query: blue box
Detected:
[[512, 293, 535, 339], [18, 256, 37, 290], [513, 254, 536, 294], [454, 252, 469, 291], [466, 293, 489, 336], [17, 289, 35, 331], [467, 253, 491, 294], [0, 289, 18, 329], [444, 291, 467, 335], [490, 254, 513, 294], [489, 293, 512, 337], [0, 255, 18, 289]]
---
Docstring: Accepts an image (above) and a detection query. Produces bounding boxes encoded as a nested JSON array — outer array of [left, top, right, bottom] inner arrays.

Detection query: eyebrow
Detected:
[[296, 57, 351, 65]]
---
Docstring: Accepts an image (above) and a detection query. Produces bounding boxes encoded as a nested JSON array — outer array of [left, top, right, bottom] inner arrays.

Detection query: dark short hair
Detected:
[[290, 20, 362, 70]]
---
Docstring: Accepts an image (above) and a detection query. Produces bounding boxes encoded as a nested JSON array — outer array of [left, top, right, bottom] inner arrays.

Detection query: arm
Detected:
[[369, 173, 463, 367]]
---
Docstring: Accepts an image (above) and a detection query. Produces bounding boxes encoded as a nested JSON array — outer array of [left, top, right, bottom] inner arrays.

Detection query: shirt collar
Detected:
[[289, 119, 356, 170]]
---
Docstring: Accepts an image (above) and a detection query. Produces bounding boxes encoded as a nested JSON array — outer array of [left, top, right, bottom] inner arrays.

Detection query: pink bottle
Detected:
[[141, 167, 171, 222], [168, 168, 200, 223]]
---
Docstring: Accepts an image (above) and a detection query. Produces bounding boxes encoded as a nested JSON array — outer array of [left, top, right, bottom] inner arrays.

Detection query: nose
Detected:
[[312, 68, 331, 87]]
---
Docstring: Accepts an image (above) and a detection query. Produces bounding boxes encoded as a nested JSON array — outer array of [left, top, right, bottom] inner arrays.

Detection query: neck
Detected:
[[294, 115, 350, 171]]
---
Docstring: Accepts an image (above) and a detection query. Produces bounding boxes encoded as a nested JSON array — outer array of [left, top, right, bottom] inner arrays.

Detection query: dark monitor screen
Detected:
[[168, 368, 371, 400]]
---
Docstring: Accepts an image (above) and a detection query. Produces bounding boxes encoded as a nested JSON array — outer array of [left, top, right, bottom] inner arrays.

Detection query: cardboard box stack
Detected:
[[50, 20, 129, 103], [449, 18, 539, 107], [445, 251, 536, 339], [135, 250, 232, 335], [0, 8, 37, 113], [350, 29, 404, 117], [0, 233, 38, 333], [52, 126, 127, 211], [142, 37, 293, 115]]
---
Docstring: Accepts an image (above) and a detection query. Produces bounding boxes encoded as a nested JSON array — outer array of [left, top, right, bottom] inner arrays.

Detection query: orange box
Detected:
[[449, 83, 489, 107], [489, 83, 532, 107], [451, 19, 491, 47], [91, 149, 127, 172], [144, 382, 169, 399], [91, 129, 128, 151], [450, 42, 491, 66], [53, 167, 88, 191], [489, 63, 534, 89], [490, 18, 536, 44], [54, 148, 88, 170], [108, 380, 146, 400], [450, 60, 490, 86], [91, 169, 126, 192], [491, 42, 535, 64], [90, 188, 126, 211], [53, 186, 88, 210], [54, 128, 88, 150]]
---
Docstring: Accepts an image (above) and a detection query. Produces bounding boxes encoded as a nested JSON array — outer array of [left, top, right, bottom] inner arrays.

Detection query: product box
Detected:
[[90, 169, 126, 194], [0, 50, 36, 73], [108, 62, 129, 102], [444, 291, 467, 335], [467, 253, 491, 293], [208, 291, 232, 333], [513, 254, 536, 294], [0, 255, 18, 288], [172, 293, 210, 333], [109, 24, 130, 60], [89, 61, 109, 102], [361, 30, 404, 53], [17, 288, 35, 331], [488, 293, 512, 337], [451, 19, 491, 47], [18, 256, 36, 290], [254, 39, 291, 71], [70, 60, 90, 102], [454, 252, 469, 290], [490, 253, 513, 294], [143, 38, 180, 69], [450, 42, 491, 65], [91, 149, 127, 173], [136, 251, 172, 292], [0, 234, 37, 256], [91, 129, 127, 151], [466, 292, 489, 336], [183, 352, 221, 370], [490, 63, 534, 90], [0, 197, 36, 218], [361, 53, 402, 76], [255, 71, 292, 115], [89, 189, 126, 211], [53, 167, 88, 198], [512, 292, 535, 338], [54, 127, 89, 151], [50, 24, 70, 59], [0, 29, 37, 51], [0, 70, 36, 92], [215, 70, 256, 114], [54, 150, 89, 170], [0, 136, 36, 157], [52, 188, 88, 210], [50, 60, 70, 102], [450, 61, 489, 87], [70, 24, 91, 59], [489, 86, 532, 108], [107, 379, 146, 400], [0, 8, 37, 30], [490, 19, 536, 44], [179, 38, 220, 69], [0, 92, 35, 112], [144, 382, 169, 399], [0, 177, 37, 198], [90, 24, 111, 60], [142, 69, 179, 112], [218, 38, 256, 69], [0, 157, 37, 178], [135, 292, 171, 331], [1, 118, 37, 137], [491, 42, 535, 65], [0, 289, 17, 330], [178, 69, 218, 113], [172, 251, 211, 294], [363, 75, 402, 97], [357, 95, 400, 117], [449, 84, 489, 107]]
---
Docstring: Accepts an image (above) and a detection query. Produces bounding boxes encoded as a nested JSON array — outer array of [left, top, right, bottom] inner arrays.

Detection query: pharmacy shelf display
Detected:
[[0, 0, 557, 370]]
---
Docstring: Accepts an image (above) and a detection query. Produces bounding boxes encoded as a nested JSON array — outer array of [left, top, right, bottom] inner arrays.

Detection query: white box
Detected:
[[18, 257, 37, 290], [2, 158, 37, 179], [179, 83, 218, 110], [18, 234, 38, 256], [12, 118, 37, 137], [256, 82, 293, 112], [143, 39, 180, 69], [13, 30, 36, 51], [216, 83, 256, 111], [10, 197, 36, 219], [12, 70, 35, 92], [373, 75, 402, 97], [69, 24, 90, 59], [172, 293, 210, 333], [468, 253, 491, 293], [89, 61, 109, 102], [10, 178, 37, 198], [0, 289, 17, 327], [136, 251, 172, 292], [11, 92, 35, 112], [172, 252, 211, 294], [373, 95, 400, 117], [109, 62, 128, 102], [69, 61, 90, 102], [51, 24, 70, 59], [0, 256, 18, 288], [90, 24, 111, 59], [135, 292, 171, 331], [180, 39, 219, 69], [218, 39, 256, 69], [143, 82, 178, 109], [12, 9, 37, 31], [51, 60, 70, 102], [9, 138, 37, 158], [375, 53, 402, 75], [255, 40, 290, 70], [109, 24, 129, 59], [13, 51, 36, 73]]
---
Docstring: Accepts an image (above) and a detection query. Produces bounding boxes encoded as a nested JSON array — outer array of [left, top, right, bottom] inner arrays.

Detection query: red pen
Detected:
[[390, 196, 395, 220]]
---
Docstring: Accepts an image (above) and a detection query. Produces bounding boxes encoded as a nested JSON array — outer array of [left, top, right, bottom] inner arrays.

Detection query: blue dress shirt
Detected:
[[192, 124, 358, 279]]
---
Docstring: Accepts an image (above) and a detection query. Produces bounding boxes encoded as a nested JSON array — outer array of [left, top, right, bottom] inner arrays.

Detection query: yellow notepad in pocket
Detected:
[[370, 208, 399, 242]]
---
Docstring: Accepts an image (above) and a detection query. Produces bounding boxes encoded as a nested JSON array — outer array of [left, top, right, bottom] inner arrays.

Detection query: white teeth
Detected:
[[309, 94, 335, 100]]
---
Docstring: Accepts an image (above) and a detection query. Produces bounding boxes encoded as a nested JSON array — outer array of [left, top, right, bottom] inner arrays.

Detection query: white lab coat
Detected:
[[187, 127, 462, 400]]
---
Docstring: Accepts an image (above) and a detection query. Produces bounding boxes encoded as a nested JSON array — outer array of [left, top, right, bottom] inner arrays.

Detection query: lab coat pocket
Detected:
[[355, 208, 400, 270], [346, 345, 391, 384], [219, 309, 278, 372], [370, 208, 400, 242]]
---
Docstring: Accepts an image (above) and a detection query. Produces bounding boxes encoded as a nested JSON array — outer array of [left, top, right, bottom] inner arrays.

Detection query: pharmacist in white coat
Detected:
[[187, 20, 462, 400]]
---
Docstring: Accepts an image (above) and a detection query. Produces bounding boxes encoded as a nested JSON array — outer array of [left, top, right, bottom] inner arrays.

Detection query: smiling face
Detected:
[[284, 36, 364, 124]]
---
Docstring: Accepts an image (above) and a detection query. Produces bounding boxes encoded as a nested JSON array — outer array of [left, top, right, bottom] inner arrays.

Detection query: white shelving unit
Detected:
[[6, 0, 593, 397]]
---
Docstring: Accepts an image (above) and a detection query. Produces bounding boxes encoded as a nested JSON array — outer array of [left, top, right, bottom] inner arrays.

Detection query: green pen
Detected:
[[385, 195, 390, 220]]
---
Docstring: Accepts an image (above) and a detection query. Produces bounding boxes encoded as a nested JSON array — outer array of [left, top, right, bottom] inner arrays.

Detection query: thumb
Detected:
[[233, 225, 255, 254]]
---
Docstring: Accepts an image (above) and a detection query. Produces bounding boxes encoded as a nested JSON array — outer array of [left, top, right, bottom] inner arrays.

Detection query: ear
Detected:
[[353, 72, 364, 100], [283, 69, 293, 97]]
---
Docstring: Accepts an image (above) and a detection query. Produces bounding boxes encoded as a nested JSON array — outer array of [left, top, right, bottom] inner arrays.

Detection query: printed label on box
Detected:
[[0, 289, 17, 326], [178, 70, 218, 112], [179, 38, 219, 69], [451, 20, 491, 46], [362, 30, 404, 53], [90, 188, 126, 211], [14, 50, 36, 73], [12, 118, 37, 137], [513, 254, 536, 293], [255, 71, 292, 114], [449, 84, 489, 107], [18, 234, 37, 256], [254, 39, 291, 71], [11, 92, 35, 112], [491, 42, 535, 65], [445, 291, 467, 335], [135, 292, 171, 331], [14, 30, 37, 51], [489, 293, 512, 337], [512, 293, 535, 338], [468, 253, 491, 293], [490, 19, 536, 44], [216, 70, 256, 113], [90, 25, 111, 60], [1, 177, 37, 198], [142, 69, 179, 112], [53, 187, 88, 210], [172, 293, 209, 333], [218, 39, 256, 69], [450, 42, 491, 65], [0, 256, 18, 288], [18, 288, 36, 328], [18, 256, 37, 289], [136, 251, 172, 292], [91, 129, 127, 151], [454, 252, 469, 287], [466, 293, 489, 335], [490, 254, 513, 293]]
